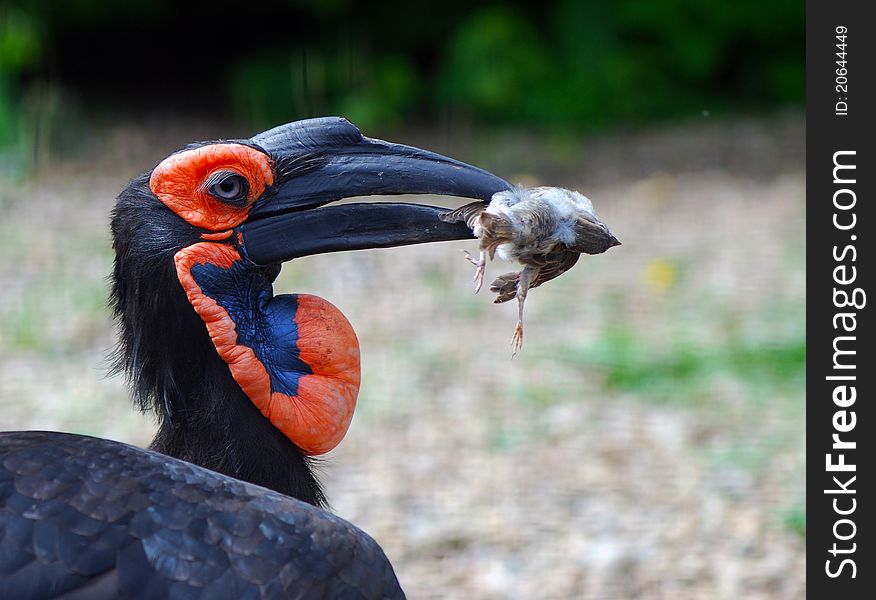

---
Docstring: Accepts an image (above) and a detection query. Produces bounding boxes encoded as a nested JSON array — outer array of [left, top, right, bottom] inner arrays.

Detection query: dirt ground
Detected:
[[0, 113, 805, 599]]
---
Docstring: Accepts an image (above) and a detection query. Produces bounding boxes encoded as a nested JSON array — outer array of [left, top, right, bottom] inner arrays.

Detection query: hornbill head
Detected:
[[110, 117, 511, 501]]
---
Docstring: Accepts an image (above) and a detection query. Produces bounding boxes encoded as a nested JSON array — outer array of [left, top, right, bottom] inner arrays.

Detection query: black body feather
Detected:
[[0, 432, 403, 599]]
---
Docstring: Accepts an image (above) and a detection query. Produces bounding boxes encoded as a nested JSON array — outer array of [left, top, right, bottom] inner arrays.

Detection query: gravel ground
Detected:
[[0, 114, 805, 599]]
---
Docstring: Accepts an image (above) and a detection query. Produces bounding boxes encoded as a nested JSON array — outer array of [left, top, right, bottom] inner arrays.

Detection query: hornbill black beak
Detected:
[[238, 117, 512, 265]]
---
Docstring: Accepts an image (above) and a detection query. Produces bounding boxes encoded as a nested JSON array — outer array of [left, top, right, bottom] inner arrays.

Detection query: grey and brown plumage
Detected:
[[440, 186, 620, 355]]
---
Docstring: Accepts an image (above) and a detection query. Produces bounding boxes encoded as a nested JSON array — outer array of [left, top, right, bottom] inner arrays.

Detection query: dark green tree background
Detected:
[[1, 0, 803, 143]]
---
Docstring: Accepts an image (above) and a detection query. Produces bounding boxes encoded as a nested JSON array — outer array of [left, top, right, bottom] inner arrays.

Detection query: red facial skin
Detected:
[[150, 144, 274, 231], [154, 145, 361, 456]]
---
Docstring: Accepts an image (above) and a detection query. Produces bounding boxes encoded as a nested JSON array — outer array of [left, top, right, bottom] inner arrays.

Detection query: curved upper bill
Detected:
[[239, 117, 512, 265]]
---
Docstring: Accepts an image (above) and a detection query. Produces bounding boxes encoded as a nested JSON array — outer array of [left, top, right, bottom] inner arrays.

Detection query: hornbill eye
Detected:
[[207, 171, 250, 204]]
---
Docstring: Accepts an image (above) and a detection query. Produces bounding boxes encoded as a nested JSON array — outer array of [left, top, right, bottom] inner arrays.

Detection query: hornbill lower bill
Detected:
[[0, 117, 513, 599]]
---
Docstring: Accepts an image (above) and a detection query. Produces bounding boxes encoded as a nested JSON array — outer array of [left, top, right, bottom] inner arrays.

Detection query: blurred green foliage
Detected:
[[2, 0, 803, 149], [570, 326, 805, 404], [1, 5, 41, 163]]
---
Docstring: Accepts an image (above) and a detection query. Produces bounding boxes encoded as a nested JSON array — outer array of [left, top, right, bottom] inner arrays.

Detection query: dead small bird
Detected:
[[440, 186, 620, 355]]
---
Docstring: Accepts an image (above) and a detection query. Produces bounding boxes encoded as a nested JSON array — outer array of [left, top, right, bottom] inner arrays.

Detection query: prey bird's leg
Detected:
[[463, 250, 487, 293], [511, 266, 534, 357]]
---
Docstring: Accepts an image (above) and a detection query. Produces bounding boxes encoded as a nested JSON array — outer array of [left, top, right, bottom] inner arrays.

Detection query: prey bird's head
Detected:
[[111, 117, 511, 464]]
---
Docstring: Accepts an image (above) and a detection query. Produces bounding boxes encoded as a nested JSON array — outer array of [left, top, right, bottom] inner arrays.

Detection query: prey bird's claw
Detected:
[[511, 322, 524, 358], [463, 250, 486, 293]]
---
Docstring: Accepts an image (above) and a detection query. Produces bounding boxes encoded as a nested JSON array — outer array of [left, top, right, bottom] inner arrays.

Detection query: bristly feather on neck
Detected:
[[109, 173, 326, 507]]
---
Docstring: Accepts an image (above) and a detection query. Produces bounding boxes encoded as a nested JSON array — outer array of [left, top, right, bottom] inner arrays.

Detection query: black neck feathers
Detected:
[[109, 174, 325, 507]]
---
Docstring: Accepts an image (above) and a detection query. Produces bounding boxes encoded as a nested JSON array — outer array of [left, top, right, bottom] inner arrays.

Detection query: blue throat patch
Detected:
[[190, 260, 313, 397]]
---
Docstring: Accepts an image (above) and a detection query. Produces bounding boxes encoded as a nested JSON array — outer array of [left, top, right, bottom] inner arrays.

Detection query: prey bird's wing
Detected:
[[489, 249, 580, 304], [528, 249, 581, 288], [439, 201, 487, 229]]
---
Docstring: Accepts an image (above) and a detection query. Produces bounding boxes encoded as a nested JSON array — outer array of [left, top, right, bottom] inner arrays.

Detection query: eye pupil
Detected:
[[209, 173, 249, 204]]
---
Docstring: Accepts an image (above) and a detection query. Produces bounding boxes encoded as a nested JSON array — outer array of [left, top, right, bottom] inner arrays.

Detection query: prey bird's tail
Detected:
[[489, 272, 520, 303]]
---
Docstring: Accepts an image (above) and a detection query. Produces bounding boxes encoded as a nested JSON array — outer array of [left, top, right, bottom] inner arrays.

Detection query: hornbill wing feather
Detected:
[[0, 432, 403, 599]]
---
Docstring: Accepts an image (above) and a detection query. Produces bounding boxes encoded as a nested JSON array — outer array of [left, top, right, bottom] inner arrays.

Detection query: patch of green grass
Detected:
[[708, 428, 799, 473], [556, 309, 804, 409], [0, 264, 111, 353], [458, 295, 488, 319], [396, 339, 464, 382], [545, 293, 806, 481], [418, 265, 455, 301], [506, 379, 563, 409], [780, 501, 806, 537], [487, 423, 532, 452]]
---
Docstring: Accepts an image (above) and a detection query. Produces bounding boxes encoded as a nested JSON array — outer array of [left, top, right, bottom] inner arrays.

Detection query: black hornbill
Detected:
[[0, 117, 513, 599]]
